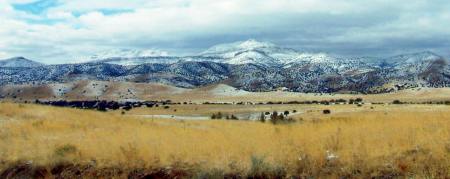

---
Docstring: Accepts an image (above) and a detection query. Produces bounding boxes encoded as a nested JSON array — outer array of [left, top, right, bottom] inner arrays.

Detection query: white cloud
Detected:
[[0, 0, 449, 63]]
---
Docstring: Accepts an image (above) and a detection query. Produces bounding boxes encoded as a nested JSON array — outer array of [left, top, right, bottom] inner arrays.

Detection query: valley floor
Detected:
[[0, 102, 449, 178]]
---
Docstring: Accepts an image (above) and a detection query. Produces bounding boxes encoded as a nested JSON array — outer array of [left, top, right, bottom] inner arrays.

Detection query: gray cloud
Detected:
[[0, 0, 449, 63]]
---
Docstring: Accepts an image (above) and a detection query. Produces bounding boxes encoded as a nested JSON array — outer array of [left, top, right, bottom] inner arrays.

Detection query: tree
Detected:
[[270, 111, 278, 124], [278, 114, 285, 121], [230, 114, 238, 120], [259, 112, 266, 123], [284, 111, 290, 116]]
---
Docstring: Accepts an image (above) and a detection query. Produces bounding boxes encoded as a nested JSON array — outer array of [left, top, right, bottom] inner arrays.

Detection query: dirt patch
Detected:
[[0, 163, 194, 179]]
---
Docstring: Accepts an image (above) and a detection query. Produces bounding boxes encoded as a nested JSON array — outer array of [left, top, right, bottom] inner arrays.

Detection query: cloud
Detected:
[[0, 0, 449, 63]]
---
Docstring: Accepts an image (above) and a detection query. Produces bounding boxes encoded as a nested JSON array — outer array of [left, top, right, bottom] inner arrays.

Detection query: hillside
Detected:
[[0, 57, 44, 67], [2, 81, 450, 103], [0, 40, 449, 93]]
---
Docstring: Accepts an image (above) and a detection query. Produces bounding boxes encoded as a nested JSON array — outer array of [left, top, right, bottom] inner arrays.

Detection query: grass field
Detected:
[[0, 102, 450, 178]]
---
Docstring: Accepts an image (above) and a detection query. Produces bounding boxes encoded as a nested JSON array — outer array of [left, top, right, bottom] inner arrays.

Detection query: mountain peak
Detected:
[[389, 51, 442, 64], [237, 39, 276, 49], [200, 39, 276, 56], [10, 56, 27, 60], [0, 57, 43, 67], [84, 49, 170, 62]]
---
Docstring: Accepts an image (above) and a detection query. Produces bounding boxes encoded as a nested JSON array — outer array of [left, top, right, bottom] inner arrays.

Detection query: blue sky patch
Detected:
[[13, 0, 60, 15]]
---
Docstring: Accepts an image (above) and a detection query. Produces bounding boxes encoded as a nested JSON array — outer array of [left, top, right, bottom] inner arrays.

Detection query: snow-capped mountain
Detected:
[[1, 40, 449, 93], [387, 51, 442, 64], [199, 39, 335, 66], [84, 40, 352, 67], [0, 57, 44, 68], [89, 49, 169, 60], [200, 39, 278, 58]]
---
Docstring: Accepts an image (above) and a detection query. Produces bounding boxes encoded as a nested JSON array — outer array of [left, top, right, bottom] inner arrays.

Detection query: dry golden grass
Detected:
[[0, 102, 449, 177]]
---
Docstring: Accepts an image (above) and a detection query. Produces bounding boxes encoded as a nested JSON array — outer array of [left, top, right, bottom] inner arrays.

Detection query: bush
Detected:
[[323, 109, 331, 114], [54, 144, 77, 157], [393, 100, 402, 104], [211, 112, 225, 119], [249, 155, 286, 178], [259, 112, 266, 123], [270, 111, 295, 124], [230, 114, 238, 120]]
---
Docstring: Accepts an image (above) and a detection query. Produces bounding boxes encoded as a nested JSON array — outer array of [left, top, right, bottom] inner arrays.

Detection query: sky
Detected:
[[0, 0, 449, 64]]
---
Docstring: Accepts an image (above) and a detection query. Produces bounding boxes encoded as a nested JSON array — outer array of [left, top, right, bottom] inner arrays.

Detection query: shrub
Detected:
[[393, 100, 402, 104], [259, 112, 266, 123], [270, 111, 279, 124], [122, 106, 132, 111], [249, 155, 270, 177], [249, 155, 286, 178], [211, 112, 225, 119], [349, 99, 355, 104], [230, 115, 238, 120], [54, 144, 77, 157], [323, 109, 331, 114]]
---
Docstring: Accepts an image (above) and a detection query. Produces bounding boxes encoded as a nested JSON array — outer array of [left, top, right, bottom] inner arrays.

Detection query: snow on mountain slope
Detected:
[[96, 56, 223, 66], [0, 57, 44, 67], [383, 51, 446, 74], [200, 39, 338, 66], [200, 39, 277, 58], [225, 50, 279, 66], [387, 51, 442, 64], [97, 56, 182, 66], [90, 49, 169, 60]]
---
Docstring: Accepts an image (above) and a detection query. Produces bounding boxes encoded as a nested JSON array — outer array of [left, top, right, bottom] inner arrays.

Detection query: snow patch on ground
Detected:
[[210, 84, 250, 96], [84, 81, 109, 97], [49, 83, 74, 97], [139, 115, 210, 120]]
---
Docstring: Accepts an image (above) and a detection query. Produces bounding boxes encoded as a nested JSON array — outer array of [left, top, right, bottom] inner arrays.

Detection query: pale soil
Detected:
[[1, 81, 450, 103]]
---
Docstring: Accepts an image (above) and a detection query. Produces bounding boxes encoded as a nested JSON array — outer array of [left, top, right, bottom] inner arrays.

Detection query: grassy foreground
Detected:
[[0, 103, 449, 178]]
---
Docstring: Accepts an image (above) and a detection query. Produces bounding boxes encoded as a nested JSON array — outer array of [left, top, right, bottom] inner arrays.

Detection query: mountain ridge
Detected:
[[1, 40, 449, 94], [0, 57, 44, 68]]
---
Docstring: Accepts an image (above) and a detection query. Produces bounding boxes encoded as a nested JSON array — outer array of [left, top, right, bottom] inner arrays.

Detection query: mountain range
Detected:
[[1, 39, 449, 94]]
